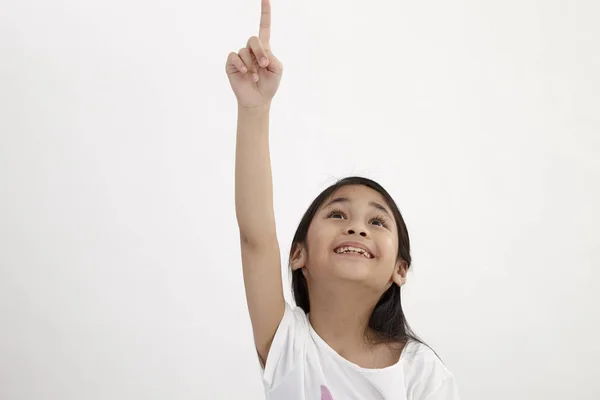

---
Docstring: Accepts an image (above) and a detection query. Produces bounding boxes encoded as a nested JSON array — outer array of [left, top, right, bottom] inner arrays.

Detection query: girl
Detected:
[[225, 1, 460, 398]]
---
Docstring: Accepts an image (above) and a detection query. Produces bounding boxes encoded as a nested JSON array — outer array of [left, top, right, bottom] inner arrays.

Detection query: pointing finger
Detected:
[[259, 0, 271, 50]]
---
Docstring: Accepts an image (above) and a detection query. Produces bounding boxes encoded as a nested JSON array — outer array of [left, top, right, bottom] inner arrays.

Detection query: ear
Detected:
[[290, 243, 307, 272], [392, 259, 408, 287]]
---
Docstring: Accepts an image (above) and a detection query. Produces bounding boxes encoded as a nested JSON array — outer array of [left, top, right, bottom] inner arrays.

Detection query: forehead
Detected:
[[322, 185, 391, 210]]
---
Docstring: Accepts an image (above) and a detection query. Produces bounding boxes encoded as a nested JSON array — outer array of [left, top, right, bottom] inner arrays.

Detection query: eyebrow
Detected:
[[323, 197, 392, 217]]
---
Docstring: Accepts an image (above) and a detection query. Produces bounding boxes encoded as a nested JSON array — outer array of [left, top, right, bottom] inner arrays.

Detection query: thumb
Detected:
[[264, 50, 283, 75]]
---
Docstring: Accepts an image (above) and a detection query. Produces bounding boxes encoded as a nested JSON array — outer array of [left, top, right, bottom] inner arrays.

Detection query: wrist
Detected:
[[238, 102, 271, 115]]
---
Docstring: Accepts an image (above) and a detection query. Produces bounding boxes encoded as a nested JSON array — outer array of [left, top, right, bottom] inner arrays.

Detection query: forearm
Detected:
[[235, 104, 277, 245]]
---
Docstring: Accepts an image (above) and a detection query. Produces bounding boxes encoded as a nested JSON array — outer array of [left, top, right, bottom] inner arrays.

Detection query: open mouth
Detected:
[[333, 246, 373, 259]]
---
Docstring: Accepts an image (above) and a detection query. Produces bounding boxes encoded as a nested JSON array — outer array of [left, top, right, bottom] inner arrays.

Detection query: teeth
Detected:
[[335, 246, 372, 258]]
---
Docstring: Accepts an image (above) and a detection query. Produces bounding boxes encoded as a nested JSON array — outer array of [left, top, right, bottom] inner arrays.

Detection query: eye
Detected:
[[369, 215, 389, 228], [327, 209, 389, 228], [327, 208, 346, 219]]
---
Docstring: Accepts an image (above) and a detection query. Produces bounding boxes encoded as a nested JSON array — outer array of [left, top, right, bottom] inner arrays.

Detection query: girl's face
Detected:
[[292, 185, 407, 292]]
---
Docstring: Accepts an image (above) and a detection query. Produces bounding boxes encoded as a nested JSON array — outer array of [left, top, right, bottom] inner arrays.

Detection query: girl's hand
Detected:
[[226, 0, 283, 110]]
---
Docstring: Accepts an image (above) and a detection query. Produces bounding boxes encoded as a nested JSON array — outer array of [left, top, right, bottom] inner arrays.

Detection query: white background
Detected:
[[1, 0, 599, 399]]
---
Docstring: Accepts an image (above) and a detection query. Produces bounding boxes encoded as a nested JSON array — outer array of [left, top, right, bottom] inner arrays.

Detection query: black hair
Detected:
[[289, 176, 425, 347]]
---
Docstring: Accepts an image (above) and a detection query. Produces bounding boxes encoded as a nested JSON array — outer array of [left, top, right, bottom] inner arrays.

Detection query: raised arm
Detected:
[[226, 0, 285, 365]]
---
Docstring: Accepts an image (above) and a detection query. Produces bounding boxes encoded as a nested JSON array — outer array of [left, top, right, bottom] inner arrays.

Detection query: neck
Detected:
[[307, 280, 381, 355]]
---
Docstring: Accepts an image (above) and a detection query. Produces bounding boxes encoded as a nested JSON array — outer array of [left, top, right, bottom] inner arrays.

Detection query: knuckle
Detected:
[[247, 36, 262, 48]]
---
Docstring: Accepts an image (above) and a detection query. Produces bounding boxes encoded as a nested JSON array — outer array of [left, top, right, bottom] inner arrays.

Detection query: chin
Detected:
[[328, 256, 376, 282]]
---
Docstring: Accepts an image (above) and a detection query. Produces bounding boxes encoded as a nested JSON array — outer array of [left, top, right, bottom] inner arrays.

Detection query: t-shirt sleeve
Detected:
[[404, 342, 461, 400], [422, 374, 460, 400], [260, 302, 308, 390]]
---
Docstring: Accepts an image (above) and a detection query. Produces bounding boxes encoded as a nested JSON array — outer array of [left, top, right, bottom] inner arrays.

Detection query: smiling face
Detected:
[[291, 184, 408, 293]]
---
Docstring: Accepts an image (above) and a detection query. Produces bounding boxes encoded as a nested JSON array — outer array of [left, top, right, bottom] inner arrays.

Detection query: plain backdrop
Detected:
[[1, 0, 599, 399]]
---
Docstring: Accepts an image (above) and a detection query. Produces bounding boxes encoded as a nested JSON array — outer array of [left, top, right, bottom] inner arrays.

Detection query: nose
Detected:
[[346, 227, 368, 238]]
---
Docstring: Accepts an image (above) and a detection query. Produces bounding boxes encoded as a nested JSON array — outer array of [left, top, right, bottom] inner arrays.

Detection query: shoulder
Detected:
[[283, 302, 310, 331], [270, 302, 310, 345], [401, 340, 459, 399], [261, 303, 310, 388]]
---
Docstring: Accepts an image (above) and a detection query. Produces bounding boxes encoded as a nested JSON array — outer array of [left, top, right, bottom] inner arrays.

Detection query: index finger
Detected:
[[259, 0, 271, 49]]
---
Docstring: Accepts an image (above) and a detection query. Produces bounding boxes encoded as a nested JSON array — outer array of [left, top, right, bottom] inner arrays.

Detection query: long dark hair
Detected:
[[289, 176, 424, 346]]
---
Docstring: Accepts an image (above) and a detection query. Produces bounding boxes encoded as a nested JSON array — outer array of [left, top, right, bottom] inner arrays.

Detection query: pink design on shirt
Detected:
[[320, 385, 333, 400]]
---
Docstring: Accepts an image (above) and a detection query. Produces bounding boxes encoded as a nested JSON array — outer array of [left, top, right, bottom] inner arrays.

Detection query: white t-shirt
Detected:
[[261, 303, 460, 400]]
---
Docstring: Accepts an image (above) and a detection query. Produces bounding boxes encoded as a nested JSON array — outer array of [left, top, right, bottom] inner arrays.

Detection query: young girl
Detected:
[[226, 1, 460, 398]]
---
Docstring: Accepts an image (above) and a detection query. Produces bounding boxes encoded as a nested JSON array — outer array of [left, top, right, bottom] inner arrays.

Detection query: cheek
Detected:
[[377, 234, 398, 259], [306, 223, 335, 258]]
